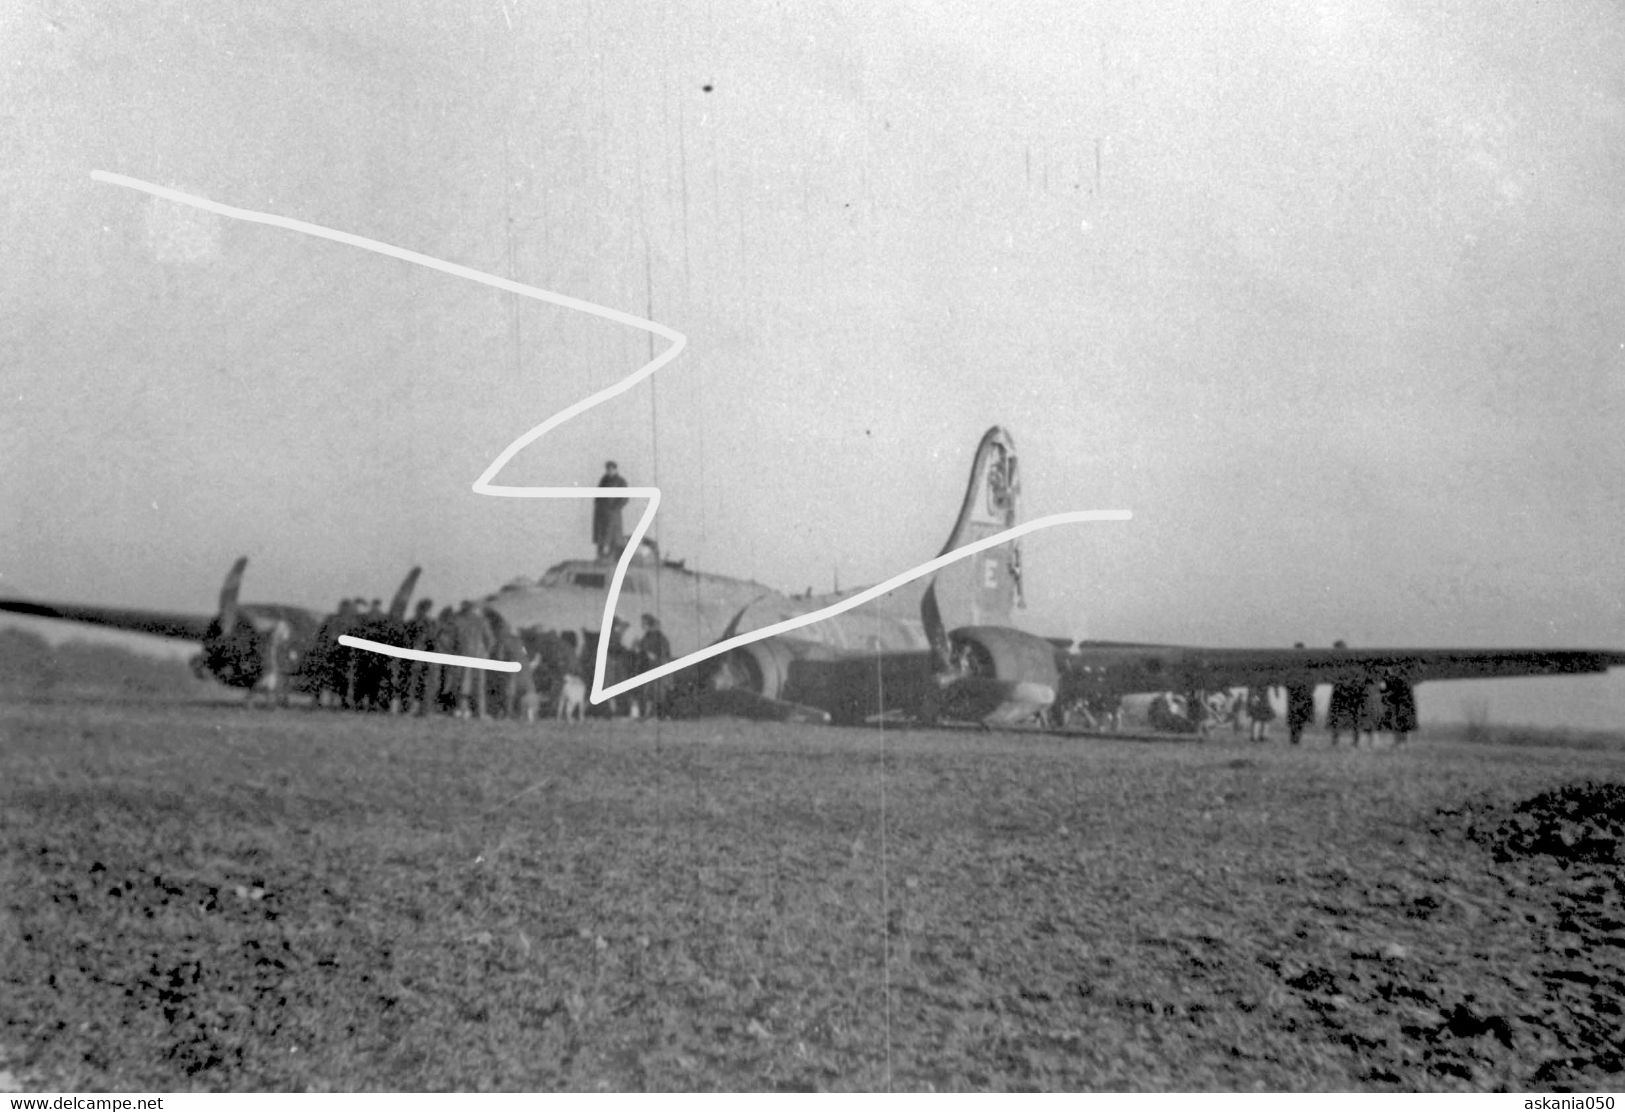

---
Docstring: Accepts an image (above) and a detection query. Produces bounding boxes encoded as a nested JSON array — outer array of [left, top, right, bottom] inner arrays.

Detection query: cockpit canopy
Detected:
[[534, 562, 653, 594]]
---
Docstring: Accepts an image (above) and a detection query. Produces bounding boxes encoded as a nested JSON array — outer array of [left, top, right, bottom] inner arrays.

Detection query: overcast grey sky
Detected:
[[3, 0, 1623, 726]]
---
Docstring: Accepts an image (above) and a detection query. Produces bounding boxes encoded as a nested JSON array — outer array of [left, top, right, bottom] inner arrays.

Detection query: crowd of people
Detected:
[[1053, 639, 1420, 746], [300, 598, 673, 722], [1319, 674, 1417, 747], [1282, 639, 1419, 747], [279, 461, 678, 722], [1127, 677, 1416, 746]]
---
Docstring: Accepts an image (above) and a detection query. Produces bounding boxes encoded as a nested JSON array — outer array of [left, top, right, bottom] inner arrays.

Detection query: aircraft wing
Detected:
[[0, 599, 217, 642], [1066, 641, 1625, 695]]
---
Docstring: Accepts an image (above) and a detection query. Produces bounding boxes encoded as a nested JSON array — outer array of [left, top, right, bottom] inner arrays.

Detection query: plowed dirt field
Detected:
[[3, 693, 1623, 1091]]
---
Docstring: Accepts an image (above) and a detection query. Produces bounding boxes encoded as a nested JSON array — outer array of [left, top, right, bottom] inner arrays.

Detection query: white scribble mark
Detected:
[[336, 635, 520, 672]]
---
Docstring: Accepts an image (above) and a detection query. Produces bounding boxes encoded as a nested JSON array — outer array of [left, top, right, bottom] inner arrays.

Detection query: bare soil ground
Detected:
[[3, 673, 1624, 1091]]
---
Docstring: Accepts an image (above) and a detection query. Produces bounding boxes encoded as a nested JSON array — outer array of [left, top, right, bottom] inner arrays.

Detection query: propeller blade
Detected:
[[217, 557, 248, 631]]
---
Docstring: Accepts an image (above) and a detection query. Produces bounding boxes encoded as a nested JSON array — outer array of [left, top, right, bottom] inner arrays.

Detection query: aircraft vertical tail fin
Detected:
[[923, 427, 1024, 634]]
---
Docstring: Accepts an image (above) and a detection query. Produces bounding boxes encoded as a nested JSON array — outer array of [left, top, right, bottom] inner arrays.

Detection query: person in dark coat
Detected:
[[339, 598, 369, 708], [484, 608, 527, 718], [524, 629, 575, 713], [580, 625, 632, 717], [1285, 683, 1315, 745], [593, 461, 629, 559], [1326, 642, 1362, 747], [1380, 675, 1418, 745], [1327, 681, 1361, 746], [1285, 643, 1315, 746], [635, 613, 673, 719], [449, 602, 494, 719], [309, 599, 352, 708], [556, 630, 582, 680], [355, 598, 389, 711], [419, 606, 457, 717], [341, 598, 368, 708], [1246, 685, 1276, 742], [402, 599, 435, 715], [375, 603, 411, 714]]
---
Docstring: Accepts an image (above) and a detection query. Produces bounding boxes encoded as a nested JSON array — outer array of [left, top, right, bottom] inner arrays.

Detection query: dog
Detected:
[[555, 674, 586, 723], [519, 690, 543, 723], [517, 653, 543, 722]]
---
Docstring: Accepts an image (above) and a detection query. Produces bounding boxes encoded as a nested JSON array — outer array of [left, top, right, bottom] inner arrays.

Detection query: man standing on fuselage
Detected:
[[593, 460, 629, 559]]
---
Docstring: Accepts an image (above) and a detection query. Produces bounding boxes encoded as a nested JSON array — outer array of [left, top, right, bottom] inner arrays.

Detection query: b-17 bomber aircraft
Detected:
[[481, 426, 1055, 725], [4, 426, 1624, 729]]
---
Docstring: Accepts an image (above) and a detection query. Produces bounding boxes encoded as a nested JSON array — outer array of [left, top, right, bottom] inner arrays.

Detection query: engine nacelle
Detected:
[[944, 626, 1061, 726], [950, 626, 1060, 686], [710, 637, 804, 701]]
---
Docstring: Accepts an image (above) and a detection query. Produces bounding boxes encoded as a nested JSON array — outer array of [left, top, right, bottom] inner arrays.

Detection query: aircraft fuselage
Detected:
[[482, 551, 930, 662]]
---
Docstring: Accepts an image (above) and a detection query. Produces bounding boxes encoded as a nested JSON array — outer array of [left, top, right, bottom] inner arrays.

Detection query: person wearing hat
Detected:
[[635, 612, 673, 719], [1246, 684, 1277, 742], [593, 460, 629, 559], [1285, 642, 1315, 745]]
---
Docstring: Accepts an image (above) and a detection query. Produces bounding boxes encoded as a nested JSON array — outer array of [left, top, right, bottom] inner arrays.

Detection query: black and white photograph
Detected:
[[3, 0, 1625, 1094]]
